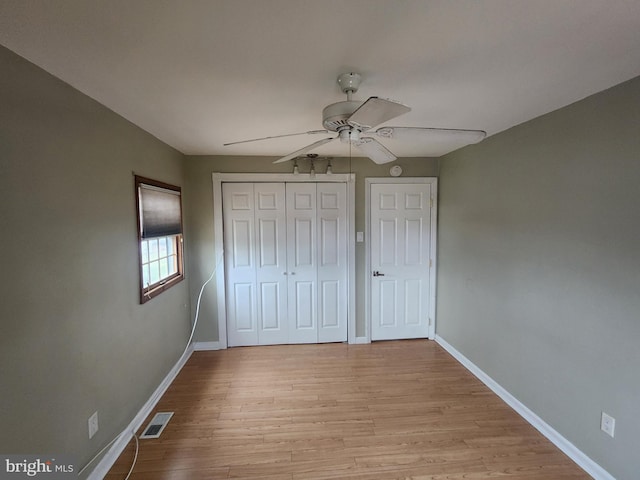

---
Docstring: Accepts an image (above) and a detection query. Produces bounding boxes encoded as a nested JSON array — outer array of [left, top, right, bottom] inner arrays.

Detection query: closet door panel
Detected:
[[317, 183, 348, 342], [286, 183, 318, 343], [223, 183, 258, 347], [254, 184, 288, 345]]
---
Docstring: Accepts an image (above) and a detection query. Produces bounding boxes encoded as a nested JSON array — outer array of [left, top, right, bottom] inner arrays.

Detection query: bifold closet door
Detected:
[[223, 183, 288, 347], [286, 183, 348, 343], [286, 183, 317, 343], [316, 183, 348, 343], [223, 182, 347, 347]]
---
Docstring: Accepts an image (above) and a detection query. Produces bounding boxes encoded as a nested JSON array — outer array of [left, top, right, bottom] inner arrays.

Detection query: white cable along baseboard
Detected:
[[86, 344, 194, 480]]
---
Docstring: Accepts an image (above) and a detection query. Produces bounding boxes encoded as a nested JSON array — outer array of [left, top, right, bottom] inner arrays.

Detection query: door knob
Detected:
[[373, 270, 385, 277]]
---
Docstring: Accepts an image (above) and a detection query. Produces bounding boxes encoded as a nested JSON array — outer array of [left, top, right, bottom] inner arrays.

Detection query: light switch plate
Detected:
[[601, 412, 615, 437], [88, 411, 99, 439]]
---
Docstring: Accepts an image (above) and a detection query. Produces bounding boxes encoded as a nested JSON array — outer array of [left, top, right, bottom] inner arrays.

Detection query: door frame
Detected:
[[213, 172, 356, 348], [365, 177, 438, 342]]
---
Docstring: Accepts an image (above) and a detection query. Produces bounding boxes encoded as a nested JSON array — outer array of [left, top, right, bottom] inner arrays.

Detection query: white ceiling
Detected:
[[1, 0, 640, 158]]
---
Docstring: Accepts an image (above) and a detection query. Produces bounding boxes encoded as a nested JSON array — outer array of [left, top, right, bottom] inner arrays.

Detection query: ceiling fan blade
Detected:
[[224, 130, 331, 146], [347, 97, 411, 130], [354, 137, 397, 165], [272, 137, 337, 164], [374, 126, 486, 144]]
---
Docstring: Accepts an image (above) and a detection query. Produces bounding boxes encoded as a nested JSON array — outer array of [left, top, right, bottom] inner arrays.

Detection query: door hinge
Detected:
[[428, 317, 432, 326], [429, 258, 433, 268], [430, 197, 434, 208]]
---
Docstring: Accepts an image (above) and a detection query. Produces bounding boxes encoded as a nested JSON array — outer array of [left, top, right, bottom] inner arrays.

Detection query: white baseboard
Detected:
[[86, 344, 195, 480], [434, 335, 615, 480], [353, 336, 370, 344], [193, 341, 223, 351]]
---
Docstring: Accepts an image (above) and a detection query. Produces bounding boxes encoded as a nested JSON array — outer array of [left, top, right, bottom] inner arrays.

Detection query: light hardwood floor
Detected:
[[105, 340, 590, 479]]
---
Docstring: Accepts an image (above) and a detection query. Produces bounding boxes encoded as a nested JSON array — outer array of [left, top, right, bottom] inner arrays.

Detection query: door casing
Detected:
[[365, 177, 438, 342]]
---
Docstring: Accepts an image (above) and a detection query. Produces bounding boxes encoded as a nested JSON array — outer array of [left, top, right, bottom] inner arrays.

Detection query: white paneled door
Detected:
[[222, 183, 288, 346], [370, 183, 433, 340], [224, 182, 347, 346], [316, 183, 348, 343], [286, 183, 317, 344]]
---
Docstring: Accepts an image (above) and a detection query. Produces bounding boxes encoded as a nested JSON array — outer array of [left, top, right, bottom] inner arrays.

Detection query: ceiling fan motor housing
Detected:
[[322, 100, 362, 131]]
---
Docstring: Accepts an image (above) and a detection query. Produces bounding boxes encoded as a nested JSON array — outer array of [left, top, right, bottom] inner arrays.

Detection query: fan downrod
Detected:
[[322, 73, 364, 132]]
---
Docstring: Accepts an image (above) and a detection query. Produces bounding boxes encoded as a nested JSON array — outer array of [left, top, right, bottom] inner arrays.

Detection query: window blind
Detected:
[[139, 183, 182, 239]]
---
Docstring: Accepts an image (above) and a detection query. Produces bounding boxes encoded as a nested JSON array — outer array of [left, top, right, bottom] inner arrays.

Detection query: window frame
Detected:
[[135, 175, 184, 304]]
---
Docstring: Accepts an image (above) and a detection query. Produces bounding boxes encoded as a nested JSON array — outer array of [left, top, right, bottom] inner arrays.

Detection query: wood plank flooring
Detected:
[[105, 340, 590, 479]]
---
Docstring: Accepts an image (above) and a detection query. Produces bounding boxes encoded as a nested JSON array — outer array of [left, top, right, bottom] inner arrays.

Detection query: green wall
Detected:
[[437, 75, 640, 479], [183, 155, 438, 341], [0, 46, 190, 476]]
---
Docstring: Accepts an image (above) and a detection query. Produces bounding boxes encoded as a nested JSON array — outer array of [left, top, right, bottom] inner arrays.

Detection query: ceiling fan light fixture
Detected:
[[339, 129, 361, 144]]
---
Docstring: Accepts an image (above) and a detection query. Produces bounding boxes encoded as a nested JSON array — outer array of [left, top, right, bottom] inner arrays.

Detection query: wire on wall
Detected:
[[78, 252, 224, 479]]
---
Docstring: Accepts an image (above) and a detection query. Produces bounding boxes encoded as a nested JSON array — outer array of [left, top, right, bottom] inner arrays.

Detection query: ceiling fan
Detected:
[[224, 72, 486, 165]]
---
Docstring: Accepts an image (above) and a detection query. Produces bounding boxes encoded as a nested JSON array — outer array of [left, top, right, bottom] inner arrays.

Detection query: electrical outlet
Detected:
[[88, 411, 99, 439], [601, 412, 615, 438]]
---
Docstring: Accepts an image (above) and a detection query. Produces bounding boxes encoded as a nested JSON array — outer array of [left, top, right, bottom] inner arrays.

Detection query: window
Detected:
[[135, 176, 184, 303]]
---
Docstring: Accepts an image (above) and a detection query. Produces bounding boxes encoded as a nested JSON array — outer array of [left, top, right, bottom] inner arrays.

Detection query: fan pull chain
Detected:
[[349, 131, 353, 177]]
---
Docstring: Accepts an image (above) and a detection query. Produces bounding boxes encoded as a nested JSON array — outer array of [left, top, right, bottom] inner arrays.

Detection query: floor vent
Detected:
[[140, 412, 174, 439]]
